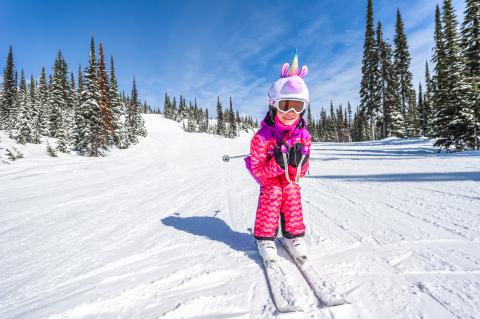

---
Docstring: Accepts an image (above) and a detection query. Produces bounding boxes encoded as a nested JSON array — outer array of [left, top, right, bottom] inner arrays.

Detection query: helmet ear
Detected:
[[281, 63, 289, 77], [299, 65, 308, 79]]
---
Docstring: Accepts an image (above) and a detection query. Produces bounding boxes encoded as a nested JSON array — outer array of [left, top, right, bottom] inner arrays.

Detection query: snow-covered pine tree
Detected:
[[82, 37, 105, 156], [328, 101, 338, 142], [405, 88, 419, 138], [394, 8, 416, 137], [359, 0, 381, 140], [56, 70, 75, 152], [163, 93, 171, 118], [228, 96, 237, 138], [56, 108, 71, 153], [37, 67, 50, 136], [1, 46, 17, 130], [431, 5, 449, 146], [134, 79, 146, 138], [418, 83, 426, 136], [435, 0, 474, 150], [216, 96, 223, 136], [461, 0, 480, 149], [171, 96, 177, 120], [177, 95, 185, 121], [125, 77, 146, 143], [377, 22, 392, 138], [347, 102, 353, 141], [109, 56, 128, 148], [97, 43, 114, 146], [235, 110, 241, 133], [15, 70, 36, 144], [28, 75, 41, 143], [125, 78, 138, 144], [336, 104, 346, 142], [424, 62, 433, 137], [203, 108, 209, 133], [73, 65, 85, 151], [49, 51, 68, 138]]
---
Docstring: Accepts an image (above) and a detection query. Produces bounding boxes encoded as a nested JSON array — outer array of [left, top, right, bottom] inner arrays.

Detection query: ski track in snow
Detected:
[[1, 114, 479, 319]]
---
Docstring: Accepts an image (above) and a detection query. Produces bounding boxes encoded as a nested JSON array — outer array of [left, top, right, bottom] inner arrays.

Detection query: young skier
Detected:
[[245, 50, 312, 262]]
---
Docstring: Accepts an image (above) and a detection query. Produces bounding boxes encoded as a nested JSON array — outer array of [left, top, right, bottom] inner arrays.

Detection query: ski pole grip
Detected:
[[301, 145, 309, 155], [280, 144, 289, 154]]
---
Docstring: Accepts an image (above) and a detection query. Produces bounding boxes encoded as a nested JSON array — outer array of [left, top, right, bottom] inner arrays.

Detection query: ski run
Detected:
[[1, 114, 480, 318]]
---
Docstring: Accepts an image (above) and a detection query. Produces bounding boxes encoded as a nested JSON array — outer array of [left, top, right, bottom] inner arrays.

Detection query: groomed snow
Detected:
[[1, 114, 479, 318]]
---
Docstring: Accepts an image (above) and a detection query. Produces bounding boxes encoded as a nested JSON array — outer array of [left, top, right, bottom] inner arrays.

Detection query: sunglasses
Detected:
[[273, 99, 307, 114]]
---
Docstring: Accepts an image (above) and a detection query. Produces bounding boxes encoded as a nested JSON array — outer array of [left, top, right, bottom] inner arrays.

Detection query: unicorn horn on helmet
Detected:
[[268, 49, 309, 105]]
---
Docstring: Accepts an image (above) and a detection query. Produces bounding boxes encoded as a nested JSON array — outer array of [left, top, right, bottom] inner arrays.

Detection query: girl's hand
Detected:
[[289, 143, 309, 167], [273, 143, 290, 169]]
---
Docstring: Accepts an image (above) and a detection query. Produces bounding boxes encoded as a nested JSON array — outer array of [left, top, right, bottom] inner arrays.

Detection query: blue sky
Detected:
[[0, 0, 466, 119]]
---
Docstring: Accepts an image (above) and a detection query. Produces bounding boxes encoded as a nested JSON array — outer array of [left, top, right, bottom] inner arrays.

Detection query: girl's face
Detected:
[[276, 110, 300, 126]]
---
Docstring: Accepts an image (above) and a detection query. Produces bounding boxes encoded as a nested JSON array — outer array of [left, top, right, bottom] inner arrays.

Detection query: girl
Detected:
[[245, 50, 312, 261]]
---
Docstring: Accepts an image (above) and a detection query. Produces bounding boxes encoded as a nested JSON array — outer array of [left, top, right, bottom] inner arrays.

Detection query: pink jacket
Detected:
[[245, 113, 311, 186]]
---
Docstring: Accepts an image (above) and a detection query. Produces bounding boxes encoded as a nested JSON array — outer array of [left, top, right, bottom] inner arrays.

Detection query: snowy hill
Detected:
[[1, 114, 479, 319]]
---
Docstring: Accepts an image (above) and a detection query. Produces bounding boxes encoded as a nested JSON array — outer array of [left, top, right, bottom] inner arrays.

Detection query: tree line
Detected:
[[158, 93, 258, 138], [354, 0, 479, 151], [0, 37, 147, 157]]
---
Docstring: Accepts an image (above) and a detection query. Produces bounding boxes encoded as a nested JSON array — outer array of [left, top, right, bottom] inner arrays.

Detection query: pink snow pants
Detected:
[[254, 175, 306, 240]]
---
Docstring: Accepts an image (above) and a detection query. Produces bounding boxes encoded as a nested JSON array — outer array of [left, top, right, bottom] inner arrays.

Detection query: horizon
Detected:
[[0, 0, 466, 120]]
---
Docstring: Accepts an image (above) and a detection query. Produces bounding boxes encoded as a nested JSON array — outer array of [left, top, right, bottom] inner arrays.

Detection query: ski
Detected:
[[261, 258, 306, 313], [279, 237, 348, 307]]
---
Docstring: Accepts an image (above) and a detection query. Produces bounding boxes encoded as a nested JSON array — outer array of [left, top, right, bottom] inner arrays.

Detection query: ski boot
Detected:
[[283, 237, 307, 262], [257, 239, 278, 262]]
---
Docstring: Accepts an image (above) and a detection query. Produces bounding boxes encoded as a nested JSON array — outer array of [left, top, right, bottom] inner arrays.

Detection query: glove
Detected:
[[289, 143, 309, 167], [273, 143, 290, 169]]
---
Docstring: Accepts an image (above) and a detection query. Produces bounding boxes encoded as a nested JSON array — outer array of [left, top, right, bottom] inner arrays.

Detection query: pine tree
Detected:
[[73, 65, 85, 151], [97, 43, 113, 145], [461, 0, 480, 149], [49, 51, 68, 137], [359, 0, 381, 140], [56, 108, 71, 153], [216, 96, 223, 135], [434, 0, 474, 150], [15, 70, 36, 144], [377, 21, 399, 138], [126, 77, 146, 142], [228, 96, 237, 137], [203, 108, 209, 133], [109, 56, 128, 148], [163, 93, 172, 119], [424, 62, 433, 136], [1, 46, 17, 130], [418, 82, 426, 136], [81, 37, 105, 156], [37, 67, 50, 136], [431, 5, 449, 145], [347, 102, 353, 141], [328, 101, 338, 141], [405, 89, 419, 137], [134, 80, 147, 138], [29, 74, 41, 143], [394, 8, 415, 136]]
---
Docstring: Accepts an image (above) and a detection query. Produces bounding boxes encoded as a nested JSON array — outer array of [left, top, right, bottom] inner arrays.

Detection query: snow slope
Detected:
[[1, 114, 479, 319]]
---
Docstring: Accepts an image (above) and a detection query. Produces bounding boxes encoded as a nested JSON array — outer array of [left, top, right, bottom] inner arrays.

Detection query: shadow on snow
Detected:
[[161, 214, 260, 264]]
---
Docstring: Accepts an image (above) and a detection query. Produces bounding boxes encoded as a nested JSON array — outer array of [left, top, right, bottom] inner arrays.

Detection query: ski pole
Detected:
[[222, 153, 249, 162], [280, 144, 293, 184], [294, 145, 309, 183]]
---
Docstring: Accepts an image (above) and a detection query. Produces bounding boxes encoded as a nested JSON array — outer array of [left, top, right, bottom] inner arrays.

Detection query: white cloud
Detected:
[[139, 0, 467, 121]]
